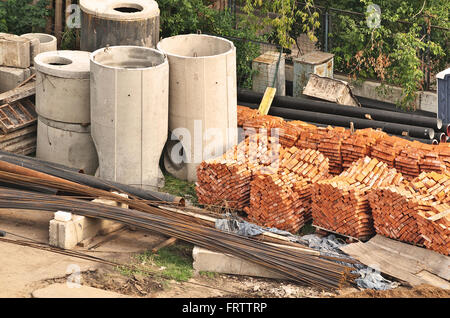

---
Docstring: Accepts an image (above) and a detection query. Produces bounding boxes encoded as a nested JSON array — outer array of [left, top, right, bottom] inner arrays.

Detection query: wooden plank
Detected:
[[55, 0, 63, 44], [0, 125, 36, 142], [340, 235, 450, 289], [0, 81, 36, 104]]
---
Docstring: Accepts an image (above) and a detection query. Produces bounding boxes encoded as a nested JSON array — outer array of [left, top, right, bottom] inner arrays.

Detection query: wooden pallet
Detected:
[[0, 98, 37, 133]]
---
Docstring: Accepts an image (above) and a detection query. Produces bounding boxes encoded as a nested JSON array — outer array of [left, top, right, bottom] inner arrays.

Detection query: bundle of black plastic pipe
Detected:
[[0, 150, 183, 204], [238, 89, 442, 131], [238, 101, 435, 140]]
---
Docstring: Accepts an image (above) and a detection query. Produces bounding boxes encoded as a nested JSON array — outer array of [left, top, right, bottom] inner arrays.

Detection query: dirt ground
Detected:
[[1, 208, 449, 298]]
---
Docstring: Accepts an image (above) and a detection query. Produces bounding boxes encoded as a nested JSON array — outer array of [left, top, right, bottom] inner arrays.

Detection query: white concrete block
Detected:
[[49, 195, 128, 249], [192, 246, 285, 280], [0, 66, 31, 93], [419, 91, 437, 113], [0, 33, 30, 68], [54, 211, 72, 222]]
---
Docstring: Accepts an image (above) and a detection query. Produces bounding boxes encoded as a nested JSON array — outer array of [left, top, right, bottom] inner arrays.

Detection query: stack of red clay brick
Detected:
[[237, 105, 258, 127], [196, 134, 281, 209], [237, 106, 450, 177], [370, 135, 411, 169], [244, 148, 329, 233], [317, 127, 351, 175], [341, 129, 387, 169], [370, 171, 450, 255], [369, 184, 424, 245], [311, 157, 404, 240]]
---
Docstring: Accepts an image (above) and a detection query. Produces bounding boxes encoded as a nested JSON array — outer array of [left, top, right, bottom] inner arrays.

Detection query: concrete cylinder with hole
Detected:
[[20, 33, 57, 65], [80, 0, 160, 52], [34, 50, 98, 174], [157, 34, 238, 182], [37, 117, 99, 175], [90, 46, 169, 190]]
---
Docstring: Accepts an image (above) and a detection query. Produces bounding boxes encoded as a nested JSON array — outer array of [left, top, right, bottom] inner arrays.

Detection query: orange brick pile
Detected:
[[196, 134, 281, 209], [278, 122, 304, 147], [341, 129, 387, 169], [394, 141, 432, 180], [311, 157, 404, 239], [369, 184, 424, 245], [317, 127, 351, 175], [369, 135, 410, 169], [242, 114, 284, 137], [244, 148, 329, 233], [237, 105, 258, 126], [434, 143, 450, 170], [408, 172, 450, 255], [369, 171, 450, 255]]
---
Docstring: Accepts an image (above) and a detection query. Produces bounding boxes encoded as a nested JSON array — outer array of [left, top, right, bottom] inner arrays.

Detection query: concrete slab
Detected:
[[334, 74, 437, 113], [0, 33, 30, 68], [0, 66, 32, 93], [192, 246, 285, 280], [32, 283, 129, 298]]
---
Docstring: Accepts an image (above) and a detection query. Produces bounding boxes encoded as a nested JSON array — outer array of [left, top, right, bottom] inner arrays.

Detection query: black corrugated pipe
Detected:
[[239, 102, 435, 144], [447, 124, 450, 136], [0, 153, 183, 204], [238, 89, 442, 130], [439, 133, 448, 143], [239, 102, 434, 139]]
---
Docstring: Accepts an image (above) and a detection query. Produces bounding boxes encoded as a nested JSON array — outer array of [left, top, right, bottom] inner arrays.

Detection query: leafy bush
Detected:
[[0, 0, 50, 35], [158, 0, 265, 88], [322, 0, 448, 109]]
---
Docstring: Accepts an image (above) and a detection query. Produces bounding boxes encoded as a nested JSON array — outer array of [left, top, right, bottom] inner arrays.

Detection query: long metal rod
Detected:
[[0, 187, 355, 289]]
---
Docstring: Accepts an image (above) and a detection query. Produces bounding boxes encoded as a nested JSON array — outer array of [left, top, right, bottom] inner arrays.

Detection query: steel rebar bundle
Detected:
[[0, 187, 355, 289]]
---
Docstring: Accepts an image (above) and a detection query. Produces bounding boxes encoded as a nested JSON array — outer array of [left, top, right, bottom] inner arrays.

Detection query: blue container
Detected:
[[437, 68, 450, 124]]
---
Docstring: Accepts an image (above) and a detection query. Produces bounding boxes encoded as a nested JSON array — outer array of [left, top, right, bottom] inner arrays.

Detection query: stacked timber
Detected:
[[369, 185, 424, 245], [317, 127, 351, 175], [311, 157, 403, 239], [245, 148, 329, 233], [196, 134, 281, 209], [341, 129, 386, 169]]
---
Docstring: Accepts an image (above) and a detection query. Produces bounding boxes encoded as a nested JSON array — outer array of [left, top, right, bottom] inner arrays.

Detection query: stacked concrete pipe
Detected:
[[80, 0, 160, 52], [20, 33, 57, 65], [34, 50, 98, 175], [157, 34, 238, 182], [90, 46, 169, 190]]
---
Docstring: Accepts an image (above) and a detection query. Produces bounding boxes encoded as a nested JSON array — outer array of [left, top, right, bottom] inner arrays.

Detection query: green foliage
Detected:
[[0, 0, 50, 35], [117, 243, 194, 282], [60, 27, 79, 50], [158, 1, 264, 88], [161, 172, 198, 205], [325, 0, 448, 110], [241, 0, 320, 48]]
